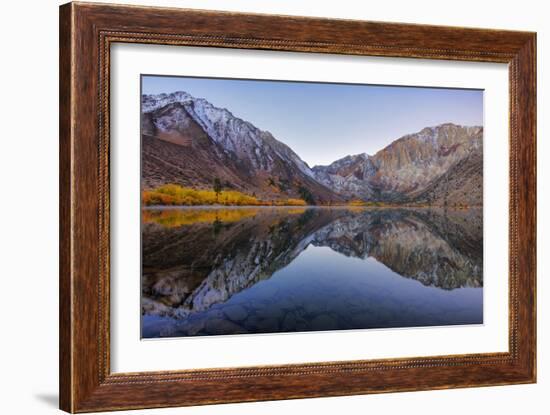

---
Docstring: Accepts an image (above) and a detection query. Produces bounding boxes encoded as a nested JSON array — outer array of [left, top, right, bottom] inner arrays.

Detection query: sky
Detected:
[[142, 75, 483, 167]]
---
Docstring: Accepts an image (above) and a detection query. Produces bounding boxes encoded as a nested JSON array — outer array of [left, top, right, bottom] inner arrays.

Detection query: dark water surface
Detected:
[[141, 207, 483, 338]]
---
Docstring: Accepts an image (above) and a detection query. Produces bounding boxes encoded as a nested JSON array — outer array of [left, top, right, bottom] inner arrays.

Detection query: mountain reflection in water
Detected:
[[141, 207, 483, 338]]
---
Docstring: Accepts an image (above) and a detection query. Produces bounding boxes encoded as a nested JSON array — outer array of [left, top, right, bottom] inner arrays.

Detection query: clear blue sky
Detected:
[[142, 75, 483, 167]]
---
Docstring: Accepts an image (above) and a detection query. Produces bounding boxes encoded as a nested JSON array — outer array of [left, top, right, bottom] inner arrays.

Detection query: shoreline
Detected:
[[143, 205, 483, 210]]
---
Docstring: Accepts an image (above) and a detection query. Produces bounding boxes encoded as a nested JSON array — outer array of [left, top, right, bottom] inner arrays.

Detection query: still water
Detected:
[[141, 207, 483, 338]]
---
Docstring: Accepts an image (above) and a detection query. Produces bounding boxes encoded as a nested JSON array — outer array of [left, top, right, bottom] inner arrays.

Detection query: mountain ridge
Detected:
[[142, 91, 343, 204], [142, 91, 483, 206], [312, 123, 483, 204]]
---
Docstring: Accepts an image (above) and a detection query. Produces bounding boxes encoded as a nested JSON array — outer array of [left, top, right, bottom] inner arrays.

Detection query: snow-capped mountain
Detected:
[[141, 91, 343, 203], [312, 123, 483, 204]]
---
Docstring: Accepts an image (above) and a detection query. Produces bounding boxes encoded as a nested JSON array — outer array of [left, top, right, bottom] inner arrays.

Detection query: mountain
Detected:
[[312, 124, 483, 204], [406, 149, 483, 206], [312, 153, 378, 200], [142, 91, 482, 206], [141, 91, 344, 204]]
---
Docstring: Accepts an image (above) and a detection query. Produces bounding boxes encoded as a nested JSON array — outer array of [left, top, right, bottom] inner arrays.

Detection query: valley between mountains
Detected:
[[141, 91, 483, 207]]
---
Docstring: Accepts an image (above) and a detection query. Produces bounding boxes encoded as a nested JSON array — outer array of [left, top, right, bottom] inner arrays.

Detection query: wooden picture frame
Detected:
[[59, 2, 536, 412]]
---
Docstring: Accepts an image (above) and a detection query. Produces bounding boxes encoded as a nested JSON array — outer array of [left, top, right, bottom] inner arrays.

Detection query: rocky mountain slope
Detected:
[[406, 150, 483, 206], [142, 91, 482, 206], [312, 123, 483, 204], [142, 92, 343, 204]]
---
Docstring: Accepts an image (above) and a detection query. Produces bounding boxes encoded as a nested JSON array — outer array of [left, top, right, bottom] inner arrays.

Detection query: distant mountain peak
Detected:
[[312, 123, 483, 203]]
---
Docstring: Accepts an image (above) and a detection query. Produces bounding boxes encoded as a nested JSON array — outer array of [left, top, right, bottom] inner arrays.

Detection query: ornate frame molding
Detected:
[[60, 2, 536, 412]]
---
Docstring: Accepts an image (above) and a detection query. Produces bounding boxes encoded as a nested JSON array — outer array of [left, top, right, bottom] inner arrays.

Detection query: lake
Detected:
[[141, 206, 483, 338]]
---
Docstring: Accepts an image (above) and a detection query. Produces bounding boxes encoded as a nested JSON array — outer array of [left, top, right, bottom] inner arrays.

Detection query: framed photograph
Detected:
[[59, 2, 536, 412]]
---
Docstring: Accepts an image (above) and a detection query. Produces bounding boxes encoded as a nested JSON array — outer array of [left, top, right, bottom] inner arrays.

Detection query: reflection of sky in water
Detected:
[[143, 243, 482, 338]]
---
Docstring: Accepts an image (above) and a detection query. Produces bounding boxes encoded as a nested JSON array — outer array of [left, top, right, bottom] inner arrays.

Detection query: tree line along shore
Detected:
[[142, 183, 478, 209]]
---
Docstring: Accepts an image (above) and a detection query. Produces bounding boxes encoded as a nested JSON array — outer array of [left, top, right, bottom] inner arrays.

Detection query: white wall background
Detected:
[[0, 0, 546, 414]]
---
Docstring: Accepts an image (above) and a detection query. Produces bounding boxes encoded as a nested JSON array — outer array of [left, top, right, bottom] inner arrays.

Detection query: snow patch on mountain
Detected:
[[143, 91, 315, 176]]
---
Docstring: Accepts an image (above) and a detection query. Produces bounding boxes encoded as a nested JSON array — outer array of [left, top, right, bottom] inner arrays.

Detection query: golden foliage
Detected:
[[142, 184, 308, 207], [274, 198, 307, 206], [284, 208, 307, 215], [142, 184, 260, 206], [142, 208, 260, 227], [142, 207, 309, 228], [348, 199, 393, 207]]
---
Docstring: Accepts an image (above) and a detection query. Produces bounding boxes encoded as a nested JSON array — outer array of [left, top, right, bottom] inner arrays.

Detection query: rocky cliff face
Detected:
[[312, 153, 378, 200], [313, 124, 483, 204], [406, 150, 483, 206]]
